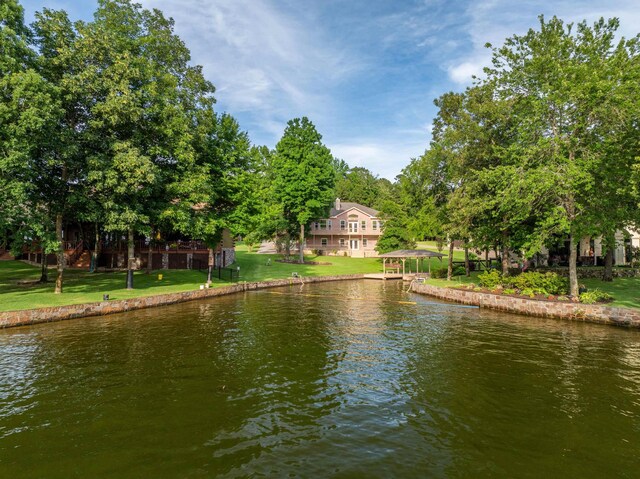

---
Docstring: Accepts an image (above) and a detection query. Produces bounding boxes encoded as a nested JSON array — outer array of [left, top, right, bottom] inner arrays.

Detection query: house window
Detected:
[[372, 221, 377, 231], [361, 220, 366, 231], [327, 220, 332, 229], [321, 238, 328, 246], [348, 221, 358, 233], [363, 239, 368, 247], [340, 220, 346, 230], [314, 222, 319, 229], [319, 219, 327, 230], [378, 220, 385, 229], [339, 238, 345, 247]]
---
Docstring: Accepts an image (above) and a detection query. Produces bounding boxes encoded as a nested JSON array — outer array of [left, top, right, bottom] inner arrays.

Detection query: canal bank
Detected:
[[0, 274, 364, 329], [410, 282, 640, 328]]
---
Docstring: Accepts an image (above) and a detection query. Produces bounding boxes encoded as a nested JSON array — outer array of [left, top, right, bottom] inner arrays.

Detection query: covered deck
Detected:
[[377, 249, 447, 278]]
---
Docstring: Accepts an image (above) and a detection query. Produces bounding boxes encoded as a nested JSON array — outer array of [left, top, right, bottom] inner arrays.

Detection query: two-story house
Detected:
[[307, 199, 383, 257]]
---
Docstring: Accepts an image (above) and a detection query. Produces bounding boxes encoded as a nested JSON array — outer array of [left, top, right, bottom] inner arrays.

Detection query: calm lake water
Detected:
[[1, 280, 640, 478]]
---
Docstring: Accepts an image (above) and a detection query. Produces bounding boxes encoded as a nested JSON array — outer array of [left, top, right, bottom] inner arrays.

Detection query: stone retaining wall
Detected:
[[411, 283, 640, 328], [0, 274, 363, 329]]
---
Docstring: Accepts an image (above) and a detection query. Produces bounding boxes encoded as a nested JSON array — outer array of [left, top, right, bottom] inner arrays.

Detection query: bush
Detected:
[[453, 266, 466, 276], [430, 268, 448, 279], [506, 272, 568, 295], [478, 270, 502, 288], [579, 289, 614, 304]]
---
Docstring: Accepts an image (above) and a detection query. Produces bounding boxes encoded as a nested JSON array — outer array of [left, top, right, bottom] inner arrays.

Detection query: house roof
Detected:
[[329, 202, 379, 218]]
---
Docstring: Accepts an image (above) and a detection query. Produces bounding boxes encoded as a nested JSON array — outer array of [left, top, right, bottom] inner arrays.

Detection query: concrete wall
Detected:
[[411, 283, 640, 328], [0, 275, 364, 329]]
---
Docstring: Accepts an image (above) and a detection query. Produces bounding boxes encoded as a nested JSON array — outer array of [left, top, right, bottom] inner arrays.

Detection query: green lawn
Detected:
[[415, 241, 470, 262], [0, 245, 383, 312], [3, 249, 639, 312]]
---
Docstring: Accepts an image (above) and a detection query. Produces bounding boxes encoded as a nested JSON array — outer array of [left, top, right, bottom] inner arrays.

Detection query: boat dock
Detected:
[[363, 273, 404, 280]]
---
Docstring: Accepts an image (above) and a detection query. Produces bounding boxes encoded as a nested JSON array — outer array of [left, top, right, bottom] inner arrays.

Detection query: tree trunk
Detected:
[[126, 228, 134, 290], [284, 234, 291, 258], [207, 247, 214, 284], [568, 232, 579, 297], [603, 239, 614, 282], [55, 214, 64, 294], [39, 250, 48, 283], [91, 224, 99, 273], [299, 224, 305, 264], [485, 249, 489, 271], [464, 246, 470, 276], [447, 240, 454, 281], [501, 232, 509, 277]]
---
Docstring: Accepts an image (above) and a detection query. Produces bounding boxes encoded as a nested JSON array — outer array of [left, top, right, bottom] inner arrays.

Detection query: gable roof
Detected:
[[329, 202, 379, 218]]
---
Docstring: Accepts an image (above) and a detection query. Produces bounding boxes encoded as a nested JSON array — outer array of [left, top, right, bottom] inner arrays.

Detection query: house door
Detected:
[[350, 240, 359, 250]]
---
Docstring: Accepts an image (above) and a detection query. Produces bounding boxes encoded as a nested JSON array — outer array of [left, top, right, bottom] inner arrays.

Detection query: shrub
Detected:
[[430, 268, 448, 279], [453, 266, 466, 276], [507, 272, 568, 295], [579, 289, 614, 304], [503, 288, 516, 295], [478, 270, 502, 288]]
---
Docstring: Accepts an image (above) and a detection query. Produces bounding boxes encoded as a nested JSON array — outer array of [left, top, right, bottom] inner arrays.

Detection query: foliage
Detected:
[[579, 289, 614, 304], [506, 272, 569, 296], [430, 268, 448, 279], [375, 200, 416, 253], [478, 270, 503, 288], [335, 166, 393, 210], [271, 117, 335, 262], [431, 266, 466, 279]]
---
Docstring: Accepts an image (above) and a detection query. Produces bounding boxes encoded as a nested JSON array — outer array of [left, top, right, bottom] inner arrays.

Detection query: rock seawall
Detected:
[[0, 275, 363, 329], [411, 283, 640, 328]]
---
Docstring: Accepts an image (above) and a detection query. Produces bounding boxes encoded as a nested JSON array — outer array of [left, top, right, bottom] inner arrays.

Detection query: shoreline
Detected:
[[3, 275, 639, 330], [410, 282, 640, 328], [0, 274, 363, 329]]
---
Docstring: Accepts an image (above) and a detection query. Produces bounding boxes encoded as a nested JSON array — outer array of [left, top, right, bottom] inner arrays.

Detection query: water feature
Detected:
[[1, 280, 639, 477]]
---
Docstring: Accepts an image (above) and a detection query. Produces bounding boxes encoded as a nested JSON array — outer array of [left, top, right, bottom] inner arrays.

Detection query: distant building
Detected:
[[540, 229, 640, 266], [22, 226, 235, 271], [306, 199, 383, 257]]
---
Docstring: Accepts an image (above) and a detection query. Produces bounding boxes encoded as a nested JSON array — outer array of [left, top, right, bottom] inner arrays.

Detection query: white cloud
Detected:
[[447, 60, 487, 84], [445, 0, 640, 85], [139, 0, 361, 135], [331, 138, 427, 181]]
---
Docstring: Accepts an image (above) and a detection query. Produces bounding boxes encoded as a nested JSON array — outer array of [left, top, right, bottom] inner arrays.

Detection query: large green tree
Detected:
[[1, 1, 64, 285], [271, 117, 336, 263], [484, 16, 640, 295]]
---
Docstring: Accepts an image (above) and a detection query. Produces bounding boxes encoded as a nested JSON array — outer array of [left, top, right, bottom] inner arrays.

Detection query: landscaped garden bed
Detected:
[[457, 270, 614, 305]]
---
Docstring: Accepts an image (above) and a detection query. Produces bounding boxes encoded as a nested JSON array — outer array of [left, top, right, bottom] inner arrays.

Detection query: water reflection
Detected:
[[1, 280, 639, 477]]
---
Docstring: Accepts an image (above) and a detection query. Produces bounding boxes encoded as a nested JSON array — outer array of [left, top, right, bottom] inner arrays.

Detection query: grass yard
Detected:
[[415, 241, 467, 262], [3, 246, 639, 312], [0, 245, 384, 312], [581, 277, 640, 310]]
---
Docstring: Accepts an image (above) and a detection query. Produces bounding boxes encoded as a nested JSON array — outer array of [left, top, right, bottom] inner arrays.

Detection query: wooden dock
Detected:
[[363, 273, 404, 280]]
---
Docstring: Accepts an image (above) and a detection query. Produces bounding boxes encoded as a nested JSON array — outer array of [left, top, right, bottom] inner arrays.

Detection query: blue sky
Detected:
[[20, 0, 640, 179]]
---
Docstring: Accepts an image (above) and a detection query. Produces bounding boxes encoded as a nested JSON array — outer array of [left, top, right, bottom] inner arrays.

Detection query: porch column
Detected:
[[402, 258, 406, 276]]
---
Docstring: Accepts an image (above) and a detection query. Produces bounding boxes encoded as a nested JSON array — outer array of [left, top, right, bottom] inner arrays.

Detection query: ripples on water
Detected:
[[1, 280, 640, 478]]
